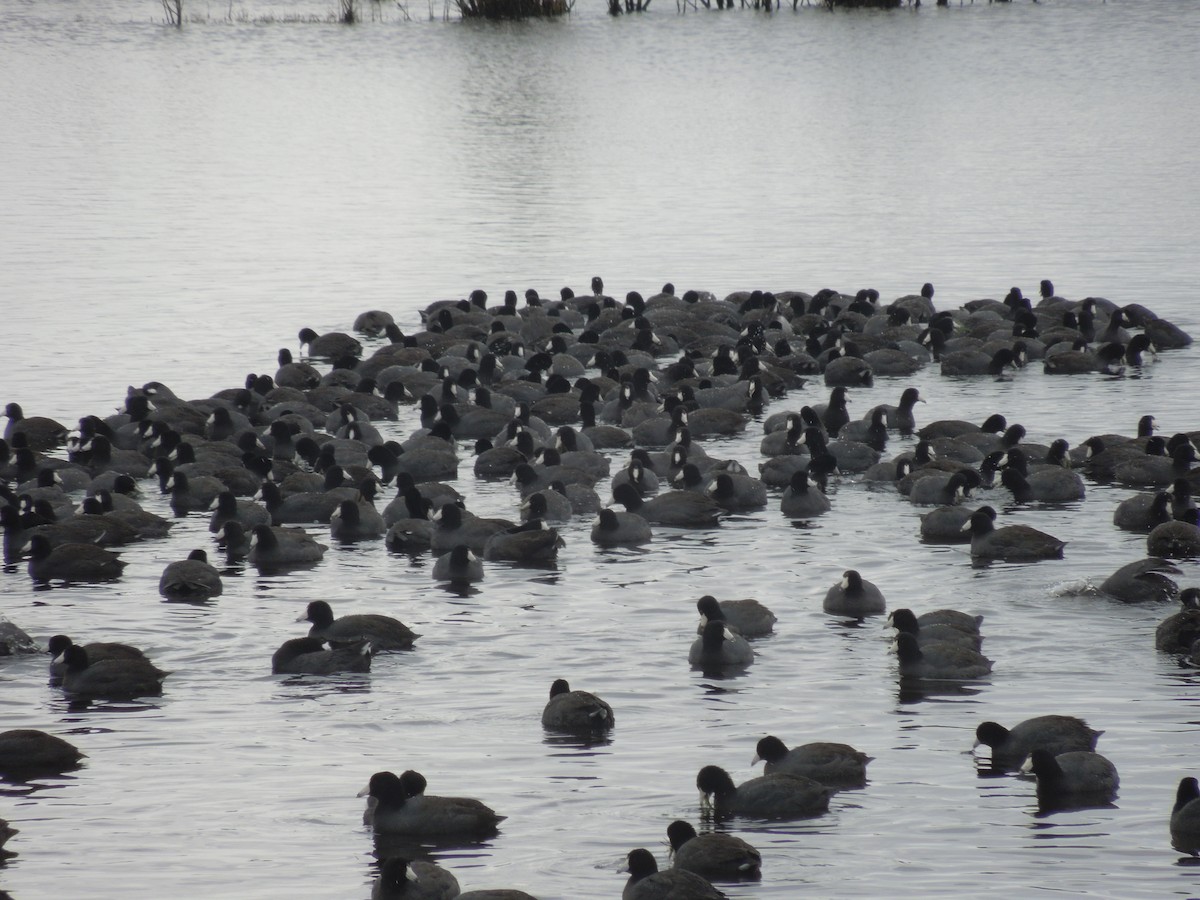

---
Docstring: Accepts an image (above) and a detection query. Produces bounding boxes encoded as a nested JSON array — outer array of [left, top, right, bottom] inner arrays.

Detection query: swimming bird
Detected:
[[359, 770, 505, 837], [271, 637, 372, 675], [371, 856, 461, 900], [47, 634, 148, 681], [0, 617, 39, 656], [298, 326, 362, 360], [4, 402, 68, 452], [888, 608, 982, 649], [963, 509, 1065, 560], [908, 470, 975, 507], [0, 729, 86, 775], [974, 716, 1102, 770], [695, 764, 830, 820], [61, 644, 168, 699], [823, 570, 886, 618], [26, 534, 126, 583], [611, 482, 721, 528], [302, 600, 419, 651], [623, 847, 727, 900], [590, 507, 651, 546], [695, 594, 776, 639], [689, 619, 754, 669], [666, 819, 761, 881], [330, 498, 387, 541], [1147, 509, 1200, 558], [1099, 557, 1180, 603], [894, 632, 992, 681], [1156, 589, 1200, 652], [1027, 749, 1119, 807], [1171, 777, 1200, 853], [540, 678, 614, 734], [780, 469, 831, 519], [705, 472, 768, 512], [432, 544, 484, 582], [1000, 466, 1086, 503], [158, 549, 224, 600], [483, 519, 564, 562], [751, 735, 872, 789], [247, 524, 328, 568], [1113, 491, 1173, 533]]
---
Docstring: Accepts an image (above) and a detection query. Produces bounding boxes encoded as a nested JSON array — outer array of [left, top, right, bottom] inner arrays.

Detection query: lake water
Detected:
[[3, 0, 1200, 897]]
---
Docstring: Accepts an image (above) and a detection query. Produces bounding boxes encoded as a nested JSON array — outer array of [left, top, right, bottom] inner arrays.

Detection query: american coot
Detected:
[[894, 632, 993, 681], [974, 716, 1103, 771], [61, 645, 169, 699], [666, 819, 761, 881], [208, 490, 271, 534], [964, 509, 1066, 561], [4, 402, 68, 452], [47, 634, 148, 681], [908, 470, 975, 507], [689, 620, 754, 669], [353, 309, 395, 336], [696, 764, 831, 821], [908, 608, 984, 635], [519, 491, 572, 525], [247, 524, 328, 568], [590, 508, 652, 546], [751, 735, 872, 789], [1000, 467, 1086, 503], [158, 549, 224, 601], [299, 326, 362, 360], [540, 679, 614, 734], [706, 472, 768, 512], [0, 617, 39, 656], [611, 482, 721, 528], [1027, 749, 1119, 807], [358, 770, 505, 837], [823, 570, 886, 618], [329, 499, 386, 541], [780, 470, 832, 519], [695, 595, 777, 639], [217, 521, 252, 559], [166, 470, 227, 517], [26, 534, 126, 583], [1171, 777, 1200, 853], [483, 520, 564, 562], [623, 847, 727, 900], [431, 503, 514, 554], [869, 386, 925, 434], [271, 637, 372, 675], [918, 504, 976, 543], [1112, 491, 1173, 533], [432, 544, 484, 582], [888, 608, 982, 650], [1147, 509, 1200, 559], [0, 728, 86, 775], [302, 600, 419, 651], [456, 891, 540, 900], [1156, 589, 1200, 652], [371, 856, 460, 900], [1099, 557, 1180, 603]]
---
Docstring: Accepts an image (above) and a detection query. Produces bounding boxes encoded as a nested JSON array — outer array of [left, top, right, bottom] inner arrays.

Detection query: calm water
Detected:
[[4, 0, 1200, 897]]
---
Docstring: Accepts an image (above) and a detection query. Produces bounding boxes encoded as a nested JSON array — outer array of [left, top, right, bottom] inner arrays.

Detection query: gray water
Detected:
[[4, 0, 1200, 897]]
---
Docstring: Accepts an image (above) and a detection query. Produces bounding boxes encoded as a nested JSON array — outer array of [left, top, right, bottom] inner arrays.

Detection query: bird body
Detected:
[[975, 716, 1102, 770], [752, 735, 871, 789], [303, 600, 419, 651], [541, 678, 614, 733], [360, 771, 504, 837]]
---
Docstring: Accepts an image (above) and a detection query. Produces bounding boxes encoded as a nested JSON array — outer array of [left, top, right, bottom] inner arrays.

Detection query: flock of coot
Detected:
[[3, 276, 1200, 896]]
